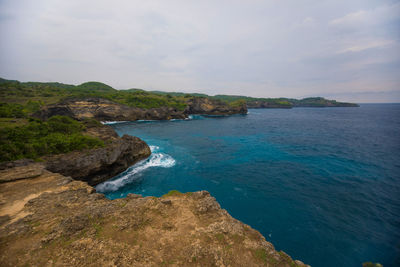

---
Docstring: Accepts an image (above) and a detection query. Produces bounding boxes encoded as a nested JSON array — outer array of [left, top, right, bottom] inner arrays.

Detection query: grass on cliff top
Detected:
[[0, 115, 104, 162], [162, 190, 184, 197]]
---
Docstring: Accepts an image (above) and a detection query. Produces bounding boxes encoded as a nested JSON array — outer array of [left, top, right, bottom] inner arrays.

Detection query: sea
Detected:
[[96, 104, 400, 267]]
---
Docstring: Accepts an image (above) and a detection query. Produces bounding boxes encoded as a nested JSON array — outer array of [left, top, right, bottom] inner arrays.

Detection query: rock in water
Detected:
[[44, 135, 151, 185]]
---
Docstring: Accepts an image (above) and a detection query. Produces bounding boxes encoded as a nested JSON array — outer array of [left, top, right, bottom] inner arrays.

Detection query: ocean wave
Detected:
[[149, 145, 160, 152], [101, 121, 128, 125], [95, 151, 175, 192]]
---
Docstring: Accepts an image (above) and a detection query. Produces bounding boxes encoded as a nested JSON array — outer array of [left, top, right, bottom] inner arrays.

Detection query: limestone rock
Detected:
[[0, 167, 310, 267], [44, 135, 151, 185], [0, 164, 44, 183], [34, 97, 187, 121], [185, 97, 248, 115]]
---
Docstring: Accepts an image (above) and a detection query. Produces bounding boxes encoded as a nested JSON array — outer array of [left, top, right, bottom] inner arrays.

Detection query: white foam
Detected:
[[149, 145, 160, 152], [95, 152, 176, 192], [101, 121, 128, 125]]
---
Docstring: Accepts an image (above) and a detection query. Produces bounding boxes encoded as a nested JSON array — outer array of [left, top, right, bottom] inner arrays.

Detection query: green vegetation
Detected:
[[0, 116, 104, 162], [0, 78, 188, 110], [287, 97, 359, 107], [162, 190, 183, 197], [0, 101, 43, 118], [252, 248, 267, 263], [0, 78, 357, 112], [213, 94, 292, 108]]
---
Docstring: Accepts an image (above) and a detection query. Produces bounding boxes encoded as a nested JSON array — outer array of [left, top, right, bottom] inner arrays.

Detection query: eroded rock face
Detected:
[[34, 97, 248, 122], [0, 166, 310, 267], [0, 121, 150, 186], [34, 98, 187, 121], [44, 135, 151, 185], [185, 97, 248, 115]]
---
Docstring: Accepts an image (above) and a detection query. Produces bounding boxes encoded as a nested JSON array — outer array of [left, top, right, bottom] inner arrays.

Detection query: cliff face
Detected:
[[34, 98, 187, 121], [0, 164, 309, 267], [185, 97, 248, 115], [44, 134, 150, 185], [40, 122, 151, 186], [34, 97, 248, 122], [0, 122, 151, 186]]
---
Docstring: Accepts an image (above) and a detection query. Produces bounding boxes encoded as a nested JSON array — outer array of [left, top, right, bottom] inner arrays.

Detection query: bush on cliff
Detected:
[[0, 101, 43, 118], [0, 116, 104, 162]]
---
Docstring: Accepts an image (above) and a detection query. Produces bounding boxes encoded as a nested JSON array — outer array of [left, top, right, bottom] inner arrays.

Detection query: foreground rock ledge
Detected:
[[0, 165, 309, 267]]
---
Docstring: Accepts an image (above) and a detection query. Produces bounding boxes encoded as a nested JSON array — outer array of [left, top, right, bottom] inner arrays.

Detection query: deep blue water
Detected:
[[96, 104, 400, 267]]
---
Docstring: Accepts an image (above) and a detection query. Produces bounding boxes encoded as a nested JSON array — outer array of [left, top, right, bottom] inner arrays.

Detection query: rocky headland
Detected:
[[34, 97, 248, 122], [34, 98, 187, 121], [246, 97, 359, 109], [185, 97, 248, 116], [0, 121, 151, 186]]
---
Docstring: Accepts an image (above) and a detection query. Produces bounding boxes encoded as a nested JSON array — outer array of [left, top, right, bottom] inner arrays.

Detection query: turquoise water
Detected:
[[96, 104, 400, 267]]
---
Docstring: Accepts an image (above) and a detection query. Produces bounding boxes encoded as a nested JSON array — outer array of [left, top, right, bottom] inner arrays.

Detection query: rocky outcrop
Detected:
[[185, 97, 248, 115], [0, 165, 309, 267], [34, 97, 248, 122], [0, 163, 44, 183], [44, 135, 150, 185], [0, 121, 151, 186], [34, 98, 187, 121]]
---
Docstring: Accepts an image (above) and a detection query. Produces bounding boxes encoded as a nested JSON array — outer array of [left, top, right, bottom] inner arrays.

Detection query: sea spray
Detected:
[[95, 145, 175, 192]]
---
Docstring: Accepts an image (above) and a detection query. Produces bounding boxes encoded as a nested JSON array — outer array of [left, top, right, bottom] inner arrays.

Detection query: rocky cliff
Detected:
[[44, 121, 150, 185], [185, 97, 248, 115], [0, 121, 151, 186], [34, 97, 248, 122], [0, 164, 309, 267], [44, 134, 150, 185], [34, 98, 187, 121]]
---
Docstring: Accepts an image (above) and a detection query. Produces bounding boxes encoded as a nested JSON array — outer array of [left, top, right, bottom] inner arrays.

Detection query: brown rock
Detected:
[[44, 135, 151, 185], [0, 164, 44, 183], [185, 97, 247, 115], [34, 97, 187, 121], [0, 166, 310, 267]]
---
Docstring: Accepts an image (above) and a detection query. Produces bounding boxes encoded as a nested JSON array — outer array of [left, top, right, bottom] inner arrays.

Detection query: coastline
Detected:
[[0, 118, 310, 267]]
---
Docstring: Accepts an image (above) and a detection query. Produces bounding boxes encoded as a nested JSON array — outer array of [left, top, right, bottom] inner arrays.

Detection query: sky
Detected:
[[0, 0, 399, 102]]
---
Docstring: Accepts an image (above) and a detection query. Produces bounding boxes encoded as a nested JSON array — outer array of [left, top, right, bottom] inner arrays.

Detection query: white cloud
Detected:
[[337, 40, 395, 54], [329, 2, 400, 27], [0, 0, 399, 102]]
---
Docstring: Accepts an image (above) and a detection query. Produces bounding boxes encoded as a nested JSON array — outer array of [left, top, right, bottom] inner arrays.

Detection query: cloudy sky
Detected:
[[0, 0, 399, 102]]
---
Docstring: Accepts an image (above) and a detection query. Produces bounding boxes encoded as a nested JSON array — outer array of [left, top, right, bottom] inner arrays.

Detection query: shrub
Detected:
[[0, 116, 104, 162]]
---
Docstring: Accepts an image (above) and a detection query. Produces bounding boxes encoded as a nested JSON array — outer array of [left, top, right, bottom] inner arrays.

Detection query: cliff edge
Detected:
[[0, 164, 309, 267]]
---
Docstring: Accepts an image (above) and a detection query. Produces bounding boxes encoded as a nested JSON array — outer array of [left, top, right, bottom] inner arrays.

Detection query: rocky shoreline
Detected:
[[0, 109, 310, 266], [34, 96, 248, 122]]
